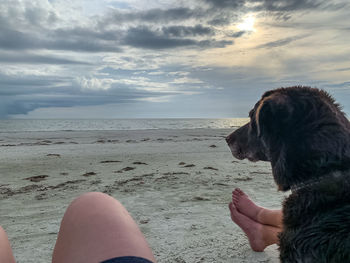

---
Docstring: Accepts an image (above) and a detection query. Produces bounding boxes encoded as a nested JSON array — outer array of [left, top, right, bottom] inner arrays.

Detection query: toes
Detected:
[[232, 196, 239, 205], [233, 188, 245, 197], [228, 202, 236, 213], [232, 188, 245, 206], [236, 188, 245, 196], [232, 188, 240, 198]]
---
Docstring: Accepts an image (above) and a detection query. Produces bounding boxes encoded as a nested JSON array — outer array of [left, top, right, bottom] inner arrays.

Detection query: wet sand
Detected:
[[0, 129, 286, 262]]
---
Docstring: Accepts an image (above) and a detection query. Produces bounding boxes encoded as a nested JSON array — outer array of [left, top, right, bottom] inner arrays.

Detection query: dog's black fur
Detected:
[[226, 86, 350, 262]]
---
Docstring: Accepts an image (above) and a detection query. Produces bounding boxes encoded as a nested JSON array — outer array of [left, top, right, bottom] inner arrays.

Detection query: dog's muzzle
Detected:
[[226, 134, 245, 160]]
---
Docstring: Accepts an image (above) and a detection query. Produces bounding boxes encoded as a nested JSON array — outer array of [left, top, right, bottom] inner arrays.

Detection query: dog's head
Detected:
[[226, 86, 350, 191]]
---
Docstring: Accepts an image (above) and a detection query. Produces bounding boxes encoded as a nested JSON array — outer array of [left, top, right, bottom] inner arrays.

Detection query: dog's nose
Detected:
[[225, 135, 231, 144]]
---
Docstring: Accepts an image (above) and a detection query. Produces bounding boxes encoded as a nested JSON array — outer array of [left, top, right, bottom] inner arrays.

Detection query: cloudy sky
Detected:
[[1, 0, 350, 119]]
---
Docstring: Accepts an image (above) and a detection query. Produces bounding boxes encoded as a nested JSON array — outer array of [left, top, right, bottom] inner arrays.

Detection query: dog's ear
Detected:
[[256, 94, 293, 138]]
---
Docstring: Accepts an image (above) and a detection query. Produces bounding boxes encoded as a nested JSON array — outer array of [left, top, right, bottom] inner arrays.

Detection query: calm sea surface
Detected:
[[0, 119, 249, 132]]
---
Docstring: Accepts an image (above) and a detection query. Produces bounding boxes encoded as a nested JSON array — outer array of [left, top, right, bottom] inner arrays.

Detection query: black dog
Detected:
[[226, 86, 350, 262]]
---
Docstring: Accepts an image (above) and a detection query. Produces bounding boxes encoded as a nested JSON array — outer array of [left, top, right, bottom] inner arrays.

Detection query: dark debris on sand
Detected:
[[0, 179, 87, 199], [114, 167, 136, 173], [192, 196, 211, 201], [82, 172, 97, 177], [233, 176, 252, 182], [103, 173, 154, 194], [163, 172, 190, 175], [47, 154, 61, 157], [203, 166, 218, 171], [132, 161, 148, 165], [24, 175, 49, 182]]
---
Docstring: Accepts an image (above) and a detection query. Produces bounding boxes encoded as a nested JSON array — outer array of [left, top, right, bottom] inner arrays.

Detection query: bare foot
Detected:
[[228, 202, 267, 252], [232, 188, 263, 222]]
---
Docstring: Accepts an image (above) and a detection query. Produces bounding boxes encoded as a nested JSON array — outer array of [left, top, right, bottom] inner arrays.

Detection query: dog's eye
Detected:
[[248, 119, 259, 137]]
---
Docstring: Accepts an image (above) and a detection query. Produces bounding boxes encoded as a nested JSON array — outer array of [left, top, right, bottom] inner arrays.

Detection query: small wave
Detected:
[[0, 118, 249, 132]]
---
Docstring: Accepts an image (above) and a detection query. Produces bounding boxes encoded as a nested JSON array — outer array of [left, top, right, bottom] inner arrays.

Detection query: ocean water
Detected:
[[0, 119, 249, 132]]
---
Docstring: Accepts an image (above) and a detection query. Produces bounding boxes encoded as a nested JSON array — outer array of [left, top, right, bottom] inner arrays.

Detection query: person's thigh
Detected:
[[0, 226, 16, 263], [52, 192, 156, 263]]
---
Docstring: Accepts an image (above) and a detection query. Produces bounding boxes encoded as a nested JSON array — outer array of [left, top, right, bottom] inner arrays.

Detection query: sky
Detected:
[[1, 0, 350, 119]]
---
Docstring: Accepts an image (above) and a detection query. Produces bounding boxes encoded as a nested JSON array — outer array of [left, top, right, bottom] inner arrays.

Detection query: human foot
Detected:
[[228, 202, 267, 252], [232, 188, 263, 222]]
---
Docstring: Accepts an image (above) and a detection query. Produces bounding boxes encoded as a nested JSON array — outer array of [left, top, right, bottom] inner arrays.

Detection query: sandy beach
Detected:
[[0, 128, 287, 262]]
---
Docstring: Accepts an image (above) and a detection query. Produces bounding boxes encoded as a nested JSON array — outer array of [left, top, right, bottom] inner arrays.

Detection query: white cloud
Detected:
[[77, 77, 116, 90], [170, 77, 203, 84]]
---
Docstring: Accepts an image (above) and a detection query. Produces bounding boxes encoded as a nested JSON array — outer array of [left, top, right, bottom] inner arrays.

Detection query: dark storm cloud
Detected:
[[0, 73, 71, 96], [53, 27, 122, 41], [2, 0, 275, 56], [251, 0, 321, 11], [0, 27, 123, 53], [103, 5, 241, 27], [0, 52, 90, 65], [103, 0, 346, 30], [0, 72, 173, 117], [0, 28, 39, 50], [47, 38, 123, 53], [123, 28, 196, 49], [203, 0, 323, 11], [162, 25, 214, 37], [203, 0, 246, 9], [106, 7, 200, 24], [123, 26, 232, 49], [0, 12, 229, 53], [208, 15, 235, 26], [0, 0, 339, 55]]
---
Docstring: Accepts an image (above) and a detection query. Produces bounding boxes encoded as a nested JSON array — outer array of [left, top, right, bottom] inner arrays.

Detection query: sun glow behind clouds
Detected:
[[236, 14, 256, 32]]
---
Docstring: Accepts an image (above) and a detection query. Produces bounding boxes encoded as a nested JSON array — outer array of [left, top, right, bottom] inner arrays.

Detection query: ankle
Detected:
[[249, 224, 267, 252], [255, 206, 264, 223]]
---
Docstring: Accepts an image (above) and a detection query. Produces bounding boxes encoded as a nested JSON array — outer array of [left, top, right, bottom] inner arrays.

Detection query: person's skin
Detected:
[[52, 192, 156, 263], [0, 226, 16, 263], [228, 188, 282, 252], [0, 192, 156, 263]]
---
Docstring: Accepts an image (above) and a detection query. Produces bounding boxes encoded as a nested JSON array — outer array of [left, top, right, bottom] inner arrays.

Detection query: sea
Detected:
[[0, 119, 249, 133]]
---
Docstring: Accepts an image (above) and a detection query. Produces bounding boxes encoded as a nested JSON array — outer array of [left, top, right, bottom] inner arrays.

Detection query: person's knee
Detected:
[[54, 193, 155, 263], [64, 192, 125, 222], [71, 192, 123, 210], [72, 192, 121, 206]]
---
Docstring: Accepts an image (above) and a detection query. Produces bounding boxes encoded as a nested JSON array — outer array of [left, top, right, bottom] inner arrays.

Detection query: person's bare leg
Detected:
[[0, 226, 16, 263], [52, 192, 156, 263], [228, 202, 280, 252], [232, 188, 283, 228]]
